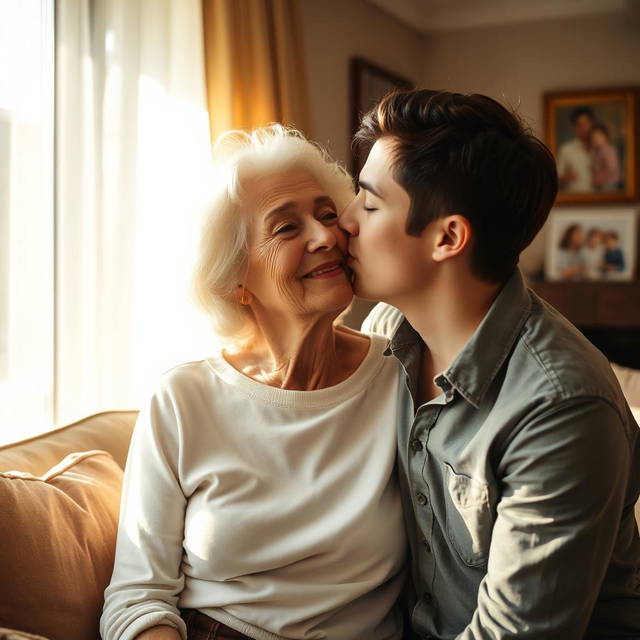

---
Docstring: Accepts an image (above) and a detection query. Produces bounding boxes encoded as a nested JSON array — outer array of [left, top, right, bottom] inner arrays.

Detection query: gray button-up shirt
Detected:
[[364, 269, 640, 639]]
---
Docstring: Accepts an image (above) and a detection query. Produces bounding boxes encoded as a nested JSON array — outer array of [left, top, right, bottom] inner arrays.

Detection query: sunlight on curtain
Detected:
[[0, 0, 55, 444], [202, 0, 311, 141], [56, 0, 215, 426]]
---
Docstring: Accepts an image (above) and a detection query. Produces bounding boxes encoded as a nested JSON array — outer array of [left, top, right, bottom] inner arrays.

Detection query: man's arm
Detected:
[[457, 397, 631, 639]]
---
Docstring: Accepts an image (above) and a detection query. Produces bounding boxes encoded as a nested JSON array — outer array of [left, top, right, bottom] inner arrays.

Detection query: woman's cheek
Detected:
[[260, 240, 306, 312], [333, 225, 349, 253]]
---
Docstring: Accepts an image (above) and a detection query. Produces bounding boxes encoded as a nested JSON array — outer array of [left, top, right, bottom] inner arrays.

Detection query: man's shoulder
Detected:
[[361, 302, 405, 339], [510, 292, 626, 412]]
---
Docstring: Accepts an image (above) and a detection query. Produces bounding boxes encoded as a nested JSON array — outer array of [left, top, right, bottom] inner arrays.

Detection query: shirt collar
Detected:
[[384, 318, 421, 356], [387, 268, 532, 408]]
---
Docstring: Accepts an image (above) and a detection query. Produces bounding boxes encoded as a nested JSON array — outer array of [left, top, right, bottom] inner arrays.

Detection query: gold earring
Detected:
[[239, 286, 253, 306]]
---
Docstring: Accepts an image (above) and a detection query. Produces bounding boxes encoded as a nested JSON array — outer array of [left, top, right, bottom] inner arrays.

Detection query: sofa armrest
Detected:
[[0, 410, 138, 474]]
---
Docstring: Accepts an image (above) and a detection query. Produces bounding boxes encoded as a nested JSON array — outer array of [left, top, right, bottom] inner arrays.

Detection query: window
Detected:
[[0, 0, 55, 444]]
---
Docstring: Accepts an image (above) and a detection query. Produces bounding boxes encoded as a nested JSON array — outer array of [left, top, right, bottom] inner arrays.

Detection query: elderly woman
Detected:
[[100, 125, 407, 640]]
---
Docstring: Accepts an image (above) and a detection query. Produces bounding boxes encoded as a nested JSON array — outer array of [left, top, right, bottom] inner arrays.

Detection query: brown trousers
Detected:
[[180, 608, 254, 640]]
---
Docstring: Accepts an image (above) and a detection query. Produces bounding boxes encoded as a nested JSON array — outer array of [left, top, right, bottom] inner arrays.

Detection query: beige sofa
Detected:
[[0, 411, 138, 640], [0, 365, 639, 640], [0, 410, 137, 476]]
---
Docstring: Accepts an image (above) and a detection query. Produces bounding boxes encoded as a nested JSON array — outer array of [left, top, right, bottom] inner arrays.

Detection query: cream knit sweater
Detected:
[[100, 334, 407, 640]]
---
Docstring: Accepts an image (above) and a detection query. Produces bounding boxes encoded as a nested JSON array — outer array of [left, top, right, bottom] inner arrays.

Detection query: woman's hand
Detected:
[[133, 625, 182, 640]]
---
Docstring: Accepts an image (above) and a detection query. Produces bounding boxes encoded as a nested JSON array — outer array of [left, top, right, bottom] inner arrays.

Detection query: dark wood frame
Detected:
[[544, 86, 640, 205], [349, 57, 413, 175]]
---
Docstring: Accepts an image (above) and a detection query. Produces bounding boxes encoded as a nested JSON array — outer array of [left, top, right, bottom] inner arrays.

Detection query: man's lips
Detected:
[[302, 260, 345, 279]]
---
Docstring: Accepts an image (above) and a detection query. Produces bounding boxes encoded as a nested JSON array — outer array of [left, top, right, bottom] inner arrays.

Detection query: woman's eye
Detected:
[[275, 224, 296, 235], [363, 205, 377, 212]]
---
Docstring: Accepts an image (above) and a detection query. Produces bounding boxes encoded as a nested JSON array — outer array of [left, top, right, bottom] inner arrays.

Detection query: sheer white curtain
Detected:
[[0, 0, 55, 442], [56, 0, 214, 425]]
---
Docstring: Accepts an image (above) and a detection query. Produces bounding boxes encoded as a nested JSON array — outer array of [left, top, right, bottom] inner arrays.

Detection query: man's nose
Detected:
[[338, 198, 359, 236]]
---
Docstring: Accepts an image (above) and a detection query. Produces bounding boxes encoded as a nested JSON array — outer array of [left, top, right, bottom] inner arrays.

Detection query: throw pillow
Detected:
[[0, 450, 123, 640]]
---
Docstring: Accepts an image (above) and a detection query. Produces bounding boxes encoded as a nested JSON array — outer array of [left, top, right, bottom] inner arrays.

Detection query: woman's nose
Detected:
[[306, 219, 338, 253], [338, 199, 359, 236]]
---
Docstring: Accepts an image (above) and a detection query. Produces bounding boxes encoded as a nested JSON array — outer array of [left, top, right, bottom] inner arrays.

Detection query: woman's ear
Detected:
[[431, 215, 472, 263]]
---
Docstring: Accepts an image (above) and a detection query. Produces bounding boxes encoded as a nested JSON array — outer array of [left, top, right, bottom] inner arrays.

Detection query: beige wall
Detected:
[[420, 12, 640, 274], [300, 0, 423, 167]]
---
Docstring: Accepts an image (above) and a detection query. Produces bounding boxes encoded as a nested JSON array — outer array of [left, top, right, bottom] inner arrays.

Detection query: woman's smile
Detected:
[[302, 260, 345, 279]]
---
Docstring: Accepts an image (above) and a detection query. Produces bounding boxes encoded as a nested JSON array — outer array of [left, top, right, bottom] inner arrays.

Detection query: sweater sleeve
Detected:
[[100, 384, 188, 640], [361, 302, 405, 339]]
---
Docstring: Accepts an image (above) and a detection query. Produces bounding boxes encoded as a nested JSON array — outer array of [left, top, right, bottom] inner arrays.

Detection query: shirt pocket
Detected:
[[443, 463, 494, 567]]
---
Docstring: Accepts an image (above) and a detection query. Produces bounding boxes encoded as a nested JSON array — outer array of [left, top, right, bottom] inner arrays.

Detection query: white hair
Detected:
[[192, 124, 355, 345]]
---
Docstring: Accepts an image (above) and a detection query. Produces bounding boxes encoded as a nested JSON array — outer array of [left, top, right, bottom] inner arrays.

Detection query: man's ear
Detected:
[[431, 215, 472, 263]]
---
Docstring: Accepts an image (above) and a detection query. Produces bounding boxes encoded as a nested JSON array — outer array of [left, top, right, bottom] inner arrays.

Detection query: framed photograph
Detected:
[[545, 208, 638, 282], [544, 87, 639, 204], [350, 57, 413, 175]]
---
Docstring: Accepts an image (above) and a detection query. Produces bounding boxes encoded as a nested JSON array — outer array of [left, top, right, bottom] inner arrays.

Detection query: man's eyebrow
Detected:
[[357, 179, 382, 199], [264, 196, 335, 222]]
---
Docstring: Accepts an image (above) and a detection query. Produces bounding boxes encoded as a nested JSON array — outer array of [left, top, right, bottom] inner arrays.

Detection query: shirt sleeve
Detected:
[[456, 397, 631, 640], [100, 384, 188, 640]]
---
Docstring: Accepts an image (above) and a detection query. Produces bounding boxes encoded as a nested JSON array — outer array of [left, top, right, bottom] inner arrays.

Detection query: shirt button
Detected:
[[423, 592, 433, 604], [422, 537, 431, 552], [415, 492, 427, 505], [411, 438, 423, 452]]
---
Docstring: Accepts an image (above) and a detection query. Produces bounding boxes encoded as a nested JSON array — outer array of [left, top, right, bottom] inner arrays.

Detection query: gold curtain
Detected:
[[202, 0, 311, 142]]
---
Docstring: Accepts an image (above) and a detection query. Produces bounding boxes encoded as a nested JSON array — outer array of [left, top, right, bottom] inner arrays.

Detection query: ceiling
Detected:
[[366, 0, 636, 34]]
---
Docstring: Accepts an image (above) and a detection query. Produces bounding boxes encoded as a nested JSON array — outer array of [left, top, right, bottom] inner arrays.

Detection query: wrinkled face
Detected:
[[242, 169, 352, 319], [339, 138, 434, 303]]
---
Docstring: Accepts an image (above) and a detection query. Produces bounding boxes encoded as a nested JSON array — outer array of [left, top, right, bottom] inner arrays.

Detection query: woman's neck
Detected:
[[225, 313, 369, 391]]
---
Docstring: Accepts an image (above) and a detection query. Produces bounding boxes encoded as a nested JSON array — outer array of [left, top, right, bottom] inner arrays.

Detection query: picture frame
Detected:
[[544, 87, 640, 205], [349, 57, 413, 175], [544, 208, 638, 282]]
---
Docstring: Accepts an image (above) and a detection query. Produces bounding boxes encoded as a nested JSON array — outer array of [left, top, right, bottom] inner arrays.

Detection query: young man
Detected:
[[339, 90, 640, 639]]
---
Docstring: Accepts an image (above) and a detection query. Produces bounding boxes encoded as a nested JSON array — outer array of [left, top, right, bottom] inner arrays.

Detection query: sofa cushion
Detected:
[[0, 450, 122, 640]]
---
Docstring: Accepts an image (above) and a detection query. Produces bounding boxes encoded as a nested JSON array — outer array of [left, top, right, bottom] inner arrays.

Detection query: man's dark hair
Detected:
[[570, 106, 595, 124], [353, 89, 559, 282]]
